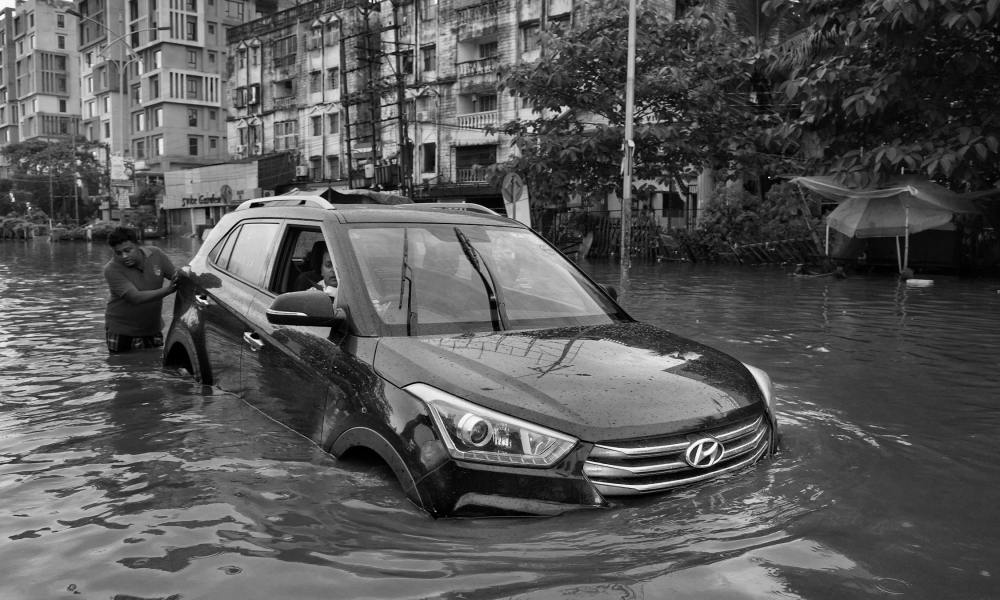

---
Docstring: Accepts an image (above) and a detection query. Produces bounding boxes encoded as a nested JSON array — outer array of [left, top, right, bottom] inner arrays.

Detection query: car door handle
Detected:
[[194, 294, 211, 307], [243, 331, 265, 351]]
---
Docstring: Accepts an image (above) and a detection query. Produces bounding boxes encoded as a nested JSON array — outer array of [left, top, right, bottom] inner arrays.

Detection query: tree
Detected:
[[493, 0, 782, 208], [767, 0, 1000, 190], [0, 139, 105, 222]]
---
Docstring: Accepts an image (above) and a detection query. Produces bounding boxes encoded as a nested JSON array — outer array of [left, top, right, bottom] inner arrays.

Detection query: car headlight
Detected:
[[743, 363, 775, 413], [405, 383, 577, 467]]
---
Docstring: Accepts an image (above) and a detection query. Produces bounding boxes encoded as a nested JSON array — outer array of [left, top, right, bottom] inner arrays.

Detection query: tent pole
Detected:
[[896, 236, 902, 272], [904, 206, 910, 273], [825, 222, 830, 256]]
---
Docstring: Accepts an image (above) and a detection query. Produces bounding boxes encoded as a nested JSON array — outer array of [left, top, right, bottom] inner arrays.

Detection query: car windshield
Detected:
[[347, 224, 624, 335]]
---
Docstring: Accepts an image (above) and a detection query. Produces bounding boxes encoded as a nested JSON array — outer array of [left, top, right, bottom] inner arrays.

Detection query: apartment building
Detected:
[[218, 0, 582, 210], [3, 0, 79, 145], [76, 0, 264, 186], [0, 7, 17, 179]]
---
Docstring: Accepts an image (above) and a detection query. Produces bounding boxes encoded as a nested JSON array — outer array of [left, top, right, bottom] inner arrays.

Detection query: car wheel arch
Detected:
[[330, 427, 429, 513], [163, 327, 212, 384]]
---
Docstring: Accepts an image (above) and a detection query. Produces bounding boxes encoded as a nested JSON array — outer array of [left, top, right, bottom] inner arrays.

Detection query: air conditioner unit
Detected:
[[236, 144, 246, 153], [253, 143, 262, 154], [295, 166, 309, 177]]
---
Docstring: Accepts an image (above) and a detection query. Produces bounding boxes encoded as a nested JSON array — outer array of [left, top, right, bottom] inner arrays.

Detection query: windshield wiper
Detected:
[[454, 227, 507, 331], [397, 227, 418, 335]]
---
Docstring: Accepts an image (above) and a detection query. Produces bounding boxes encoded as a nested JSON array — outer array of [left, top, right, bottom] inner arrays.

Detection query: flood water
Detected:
[[1, 236, 998, 600]]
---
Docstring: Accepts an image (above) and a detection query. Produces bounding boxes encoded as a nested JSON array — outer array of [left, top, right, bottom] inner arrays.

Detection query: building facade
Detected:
[[221, 0, 584, 212], [4, 0, 79, 145]]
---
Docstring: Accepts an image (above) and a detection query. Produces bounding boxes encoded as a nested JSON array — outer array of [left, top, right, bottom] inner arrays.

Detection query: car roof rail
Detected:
[[235, 196, 335, 211], [394, 202, 499, 215]]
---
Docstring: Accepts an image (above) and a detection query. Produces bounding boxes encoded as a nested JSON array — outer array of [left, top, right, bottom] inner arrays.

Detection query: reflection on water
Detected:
[[2, 239, 999, 599]]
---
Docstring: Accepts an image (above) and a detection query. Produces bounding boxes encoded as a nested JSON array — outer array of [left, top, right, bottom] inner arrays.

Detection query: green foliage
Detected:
[[689, 181, 822, 252], [492, 0, 781, 207], [767, 0, 1000, 189], [0, 139, 105, 223]]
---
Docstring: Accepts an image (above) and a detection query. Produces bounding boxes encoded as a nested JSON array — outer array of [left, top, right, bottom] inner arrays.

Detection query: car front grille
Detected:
[[583, 414, 772, 496]]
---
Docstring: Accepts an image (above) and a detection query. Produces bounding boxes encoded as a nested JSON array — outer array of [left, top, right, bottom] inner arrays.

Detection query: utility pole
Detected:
[[619, 0, 637, 296]]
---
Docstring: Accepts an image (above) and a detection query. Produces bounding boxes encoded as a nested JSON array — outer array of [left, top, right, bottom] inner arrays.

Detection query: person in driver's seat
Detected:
[[294, 241, 338, 294]]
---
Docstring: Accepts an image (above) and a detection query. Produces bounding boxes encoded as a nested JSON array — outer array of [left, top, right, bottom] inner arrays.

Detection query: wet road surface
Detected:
[[1, 237, 998, 599]]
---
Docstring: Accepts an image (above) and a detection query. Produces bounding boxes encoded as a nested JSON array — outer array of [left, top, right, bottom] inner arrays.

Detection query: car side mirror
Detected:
[[600, 284, 619, 301], [267, 290, 344, 326]]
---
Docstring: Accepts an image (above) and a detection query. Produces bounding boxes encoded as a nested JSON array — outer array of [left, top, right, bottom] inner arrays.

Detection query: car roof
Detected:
[[231, 196, 520, 226]]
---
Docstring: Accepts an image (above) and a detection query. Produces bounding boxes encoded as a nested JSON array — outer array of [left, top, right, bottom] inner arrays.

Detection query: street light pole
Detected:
[[619, 0, 637, 296]]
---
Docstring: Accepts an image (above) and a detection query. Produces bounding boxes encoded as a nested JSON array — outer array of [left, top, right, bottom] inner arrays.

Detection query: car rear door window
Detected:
[[223, 222, 281, 287]]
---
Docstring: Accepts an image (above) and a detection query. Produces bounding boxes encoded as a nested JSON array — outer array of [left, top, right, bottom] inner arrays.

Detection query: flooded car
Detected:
[[163, 196, 779, 517]]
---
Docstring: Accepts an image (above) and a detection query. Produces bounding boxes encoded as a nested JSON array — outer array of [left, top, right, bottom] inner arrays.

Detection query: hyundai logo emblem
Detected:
[[684, 437, 725, 469]]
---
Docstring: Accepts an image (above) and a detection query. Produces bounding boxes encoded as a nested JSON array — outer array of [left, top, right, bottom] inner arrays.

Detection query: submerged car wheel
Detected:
[[163, 329, 209, 384]]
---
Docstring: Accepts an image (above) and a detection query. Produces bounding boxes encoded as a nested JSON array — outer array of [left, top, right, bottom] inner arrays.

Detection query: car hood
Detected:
[[372, 322, 764, 441]]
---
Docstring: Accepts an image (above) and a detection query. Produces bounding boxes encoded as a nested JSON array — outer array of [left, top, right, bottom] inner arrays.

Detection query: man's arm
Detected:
[[105, 265, 177, 305]]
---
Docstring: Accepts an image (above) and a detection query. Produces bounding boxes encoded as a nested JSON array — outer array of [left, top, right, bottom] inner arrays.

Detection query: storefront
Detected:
[[161, 153, 296, 236]]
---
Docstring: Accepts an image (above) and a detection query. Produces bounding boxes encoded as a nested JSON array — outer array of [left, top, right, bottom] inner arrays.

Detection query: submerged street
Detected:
[[1, 236, 999, 599]]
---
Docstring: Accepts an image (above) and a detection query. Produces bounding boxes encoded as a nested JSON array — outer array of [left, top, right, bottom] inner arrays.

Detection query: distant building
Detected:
[[220, 0, 590, 212], [3, 0, 79, 145]]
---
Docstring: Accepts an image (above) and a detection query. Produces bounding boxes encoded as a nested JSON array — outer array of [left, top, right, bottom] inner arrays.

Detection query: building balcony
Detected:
[[273, 96, 298, 110], [456, 1, 499, 39], [456, 110, 498, 130], [456, 166, 490, 183], [457, 56, 500, 79]]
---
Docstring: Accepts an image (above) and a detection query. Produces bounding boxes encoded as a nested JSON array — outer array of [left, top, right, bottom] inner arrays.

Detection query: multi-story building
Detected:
[[75, 0, 264, 217], [5, 0, 79, 145], [219, 0, 576, 210], [0, 6, 18, 179]]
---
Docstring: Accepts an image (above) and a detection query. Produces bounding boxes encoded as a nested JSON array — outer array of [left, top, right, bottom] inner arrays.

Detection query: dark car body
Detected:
[[164, 197, 778, 517]]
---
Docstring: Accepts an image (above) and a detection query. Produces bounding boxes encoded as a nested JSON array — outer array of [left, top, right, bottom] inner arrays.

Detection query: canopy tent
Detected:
[[790, 176, 998, 272]]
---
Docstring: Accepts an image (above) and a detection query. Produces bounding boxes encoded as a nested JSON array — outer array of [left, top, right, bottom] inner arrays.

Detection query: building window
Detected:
[[327, 113, 339, 134], [421, 45, 436, 72], [327, 67, 339, 89], [136, 140, 146, 159], [310, 71, 321, 94], [149, 75, 159, 98], [310, 157, 321, 179], [57, 35, 65, 49], [104, 121, 111, 137], [189, 136, 201, 155], [187, 49, 199, 68], [327, 155, 340, 178], [311, 116, 321, 136], [520, 23, 541, 53], [186, 77, 200, 100], [209, 109, 217, 120], [476, 94, 498, 112], [59, 99, 66, 112], [153, 107, 162, 127], [421, 142, 436, 173], [479, 41, 498, 58], [188, 108, 198, 126], [419, 0, 437, 20], [103, 96, 111, 113], [135, 112, 146, 131], [274, 120, 298, 150], [185, 0, 197, 10], [186, 16, 198, 41], [210, 137, 218, 149], [401, 50, 414, 75], [57, 13, 65, 28]]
